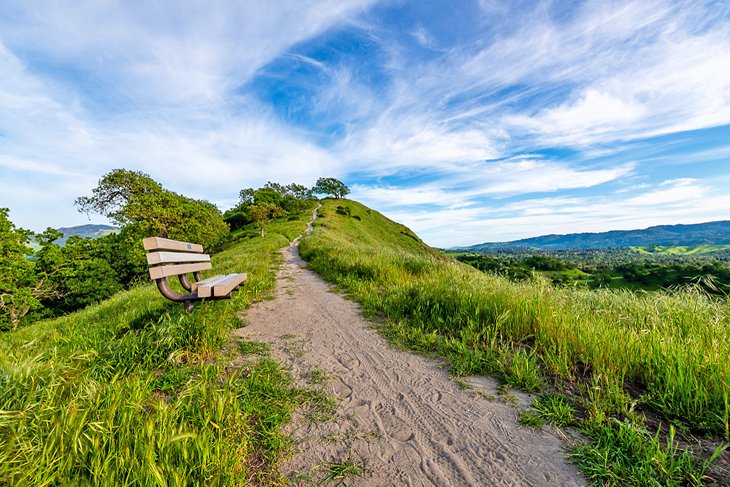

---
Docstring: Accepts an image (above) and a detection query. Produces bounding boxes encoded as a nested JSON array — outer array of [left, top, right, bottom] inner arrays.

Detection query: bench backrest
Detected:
[[143, 237, 212, 280]]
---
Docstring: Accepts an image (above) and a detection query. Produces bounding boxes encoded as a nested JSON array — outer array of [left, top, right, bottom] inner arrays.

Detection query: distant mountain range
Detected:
[[462, 220, 730, 251]]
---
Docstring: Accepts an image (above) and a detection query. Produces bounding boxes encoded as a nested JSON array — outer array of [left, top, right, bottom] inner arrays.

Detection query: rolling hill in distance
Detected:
[[462, 220, 730, 251], [56, 224, 118, 240], [29, 224, 119, 250]]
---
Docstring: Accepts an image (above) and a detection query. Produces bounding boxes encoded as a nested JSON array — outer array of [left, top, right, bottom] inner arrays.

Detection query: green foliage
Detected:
[[571, 421, 725, 486], [317, 457, 369, 484], [454, 250, 730, 295], [312, 177, 350, 199], [0, 210, 313, 484], [528, 394, 576, 427], [34, 234, 122, 315], [237, 339, 271, 356], [300, 199, 730, 485], [226, 181, 315, 230], [76, 169, 229, 250], [249, 203, 287, 237], [502, 348, 543, 392], [0, 208, 48, 330]]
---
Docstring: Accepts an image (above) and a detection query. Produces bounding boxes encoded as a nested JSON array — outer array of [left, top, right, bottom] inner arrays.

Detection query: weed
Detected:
[[453, 378, 472, 390], [309, 368, 330, 386], [530, 394, 576, 427], [151, 364, 202, 393], [571, 421, 726, 486], [318, 457, 369, 486], [519, 411, 545, 428], [501, 348, 543, 392], [237, 339, 271, 356], [304, 391, 338, 423]]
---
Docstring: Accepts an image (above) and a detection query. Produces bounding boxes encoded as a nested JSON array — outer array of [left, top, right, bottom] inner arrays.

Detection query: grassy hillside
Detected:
[[301, 199, 729, 486], [0, 213, 314, 485]]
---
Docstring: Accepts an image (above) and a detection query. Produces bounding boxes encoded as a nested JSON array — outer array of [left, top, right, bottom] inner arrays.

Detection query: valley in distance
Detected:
[[448, 220, 730, 294]]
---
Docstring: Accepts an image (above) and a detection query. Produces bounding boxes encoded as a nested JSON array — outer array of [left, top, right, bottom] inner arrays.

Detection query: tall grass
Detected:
[[0, 214, 312, 485], [300, 199, 729, 485]]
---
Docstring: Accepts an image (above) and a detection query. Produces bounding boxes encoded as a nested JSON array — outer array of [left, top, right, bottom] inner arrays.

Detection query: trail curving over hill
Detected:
[[234, 206, 584, 486]]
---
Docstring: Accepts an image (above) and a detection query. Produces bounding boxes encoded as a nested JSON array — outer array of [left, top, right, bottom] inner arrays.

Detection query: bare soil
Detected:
[[234, 209, 585, 486]]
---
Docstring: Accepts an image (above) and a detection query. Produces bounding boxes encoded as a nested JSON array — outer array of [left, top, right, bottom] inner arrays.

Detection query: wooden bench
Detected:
[[143, 237, 247, 312]]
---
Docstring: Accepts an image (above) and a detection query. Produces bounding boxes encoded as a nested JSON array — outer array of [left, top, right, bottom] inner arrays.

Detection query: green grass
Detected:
[[317, 457, 369, 485], [0, 214, 312, 485], [571, 421, 726, 486], [300, 199, 730, 486], [237, 339, 272, 356], [631, 244, 730, 255]]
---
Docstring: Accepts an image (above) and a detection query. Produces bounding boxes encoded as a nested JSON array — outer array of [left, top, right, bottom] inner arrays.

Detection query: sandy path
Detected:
[[234, 208, 585, 486]]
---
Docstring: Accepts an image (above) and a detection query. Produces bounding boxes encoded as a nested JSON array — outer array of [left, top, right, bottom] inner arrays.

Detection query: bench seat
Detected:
[[192, 273, 248, 298], [143, 237, 247, 311]]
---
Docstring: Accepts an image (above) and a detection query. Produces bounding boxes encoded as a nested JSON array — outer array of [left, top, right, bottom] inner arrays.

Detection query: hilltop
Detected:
[[463, 220, 730, 251]]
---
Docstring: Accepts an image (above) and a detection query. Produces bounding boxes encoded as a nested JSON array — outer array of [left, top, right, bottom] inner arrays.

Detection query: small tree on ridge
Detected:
[[312, 177, 349, 199]]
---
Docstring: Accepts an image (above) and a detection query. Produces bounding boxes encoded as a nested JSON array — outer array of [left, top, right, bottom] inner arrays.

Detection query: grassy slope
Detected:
[[0, 212, 313, 486], [301, 199, 729, 486]]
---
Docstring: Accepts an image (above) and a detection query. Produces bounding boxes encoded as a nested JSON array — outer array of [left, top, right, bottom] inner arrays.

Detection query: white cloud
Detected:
[[339, 116, 502, 172], [411, 26, 435, 48], [477, 159, 635, 195], [393, 178, 730, 247], [351, 184, 473, 209]]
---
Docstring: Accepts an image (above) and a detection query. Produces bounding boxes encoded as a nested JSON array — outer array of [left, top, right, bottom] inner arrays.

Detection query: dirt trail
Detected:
[[234, 207, 584, 486]]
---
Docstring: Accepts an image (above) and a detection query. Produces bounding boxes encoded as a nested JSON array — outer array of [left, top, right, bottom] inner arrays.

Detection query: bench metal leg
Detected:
[[178, 272, 204, 292], [178, 274, 192, 291], [155, 278, 199, 312]]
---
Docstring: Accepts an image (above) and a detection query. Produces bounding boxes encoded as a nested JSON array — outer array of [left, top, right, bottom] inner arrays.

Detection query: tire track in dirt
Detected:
[[234, 207, 585, 486]]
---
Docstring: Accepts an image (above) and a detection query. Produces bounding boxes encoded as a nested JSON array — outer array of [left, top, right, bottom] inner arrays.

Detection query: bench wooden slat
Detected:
[[192, 274, 233, 297], [212, 273, 247, 297], [147, 251, 211, 265], [143, 237, 204, 253], [149, 262, 212, 280]]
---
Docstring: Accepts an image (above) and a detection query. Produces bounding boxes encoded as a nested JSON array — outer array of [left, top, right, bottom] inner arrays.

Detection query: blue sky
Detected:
[[1, 0, 729, 247]]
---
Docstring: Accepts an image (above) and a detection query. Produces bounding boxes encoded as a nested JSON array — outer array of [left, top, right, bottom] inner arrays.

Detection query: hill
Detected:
[[300, 200, 729, 485], [0, 211, 316, 485], [463, 220, 730, 251], [2, 200, 726, 485], [26, 224, 119, 251], [54, 224, 119, 245]]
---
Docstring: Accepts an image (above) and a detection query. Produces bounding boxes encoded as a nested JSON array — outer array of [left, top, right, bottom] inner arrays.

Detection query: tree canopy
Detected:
[[0, 209, 51, 329], [225, 181, 315, 231], [248, 203, 287, 237], [76, 169, 228, 249], [312, 177, 349, 199]]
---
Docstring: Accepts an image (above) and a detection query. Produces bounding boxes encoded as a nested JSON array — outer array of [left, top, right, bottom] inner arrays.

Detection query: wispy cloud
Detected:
[[385, 178, 730, 247]]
